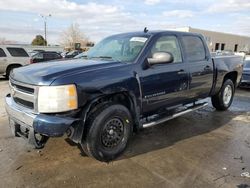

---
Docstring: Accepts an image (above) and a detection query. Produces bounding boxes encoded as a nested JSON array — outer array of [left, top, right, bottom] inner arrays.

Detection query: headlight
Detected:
[[38, 84, 78, 113]]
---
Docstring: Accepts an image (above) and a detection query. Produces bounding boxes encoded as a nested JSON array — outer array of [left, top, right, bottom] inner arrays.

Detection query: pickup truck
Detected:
[[5, 30, 243, 162], [0, 45, 30, 79]]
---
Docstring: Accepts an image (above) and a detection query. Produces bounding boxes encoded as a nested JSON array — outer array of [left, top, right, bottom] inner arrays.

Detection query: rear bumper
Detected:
[[5, 94, 78, 138]]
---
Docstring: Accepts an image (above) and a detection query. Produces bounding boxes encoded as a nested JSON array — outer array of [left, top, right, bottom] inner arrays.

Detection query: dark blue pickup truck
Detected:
[[5, 30, 243, 161]]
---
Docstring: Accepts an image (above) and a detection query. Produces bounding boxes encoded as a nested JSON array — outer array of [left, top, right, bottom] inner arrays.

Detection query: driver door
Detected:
[[140, 35, 190, 115]]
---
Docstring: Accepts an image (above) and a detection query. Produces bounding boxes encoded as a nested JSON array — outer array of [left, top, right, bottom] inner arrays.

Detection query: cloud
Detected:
[[144, 0, 161, 5], [0, 0, 136, 42], [207, 0, 250, 13], [0, 0, 249, 44], [0, 1, 120, 18], [162, 10, 195, 18]]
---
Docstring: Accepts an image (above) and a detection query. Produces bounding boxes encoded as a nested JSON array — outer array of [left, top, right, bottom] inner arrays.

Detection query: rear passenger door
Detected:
[[181, 35, 213, 99], [0, 48, 7, 74]]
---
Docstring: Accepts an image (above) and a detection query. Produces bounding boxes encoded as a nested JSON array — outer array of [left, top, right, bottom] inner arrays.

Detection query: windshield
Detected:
[[87, 34, 149, 62], [244, 60, 250, 68]]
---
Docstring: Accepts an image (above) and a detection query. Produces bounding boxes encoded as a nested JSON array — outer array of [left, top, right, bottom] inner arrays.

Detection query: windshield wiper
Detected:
[[91, 56, 113, 59]]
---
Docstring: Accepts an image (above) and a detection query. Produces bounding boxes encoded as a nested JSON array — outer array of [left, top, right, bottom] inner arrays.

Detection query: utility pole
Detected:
[[40, 14, 51, 46]]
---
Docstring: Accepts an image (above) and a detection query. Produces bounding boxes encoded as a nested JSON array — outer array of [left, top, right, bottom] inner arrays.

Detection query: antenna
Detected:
[[144, 27, 148, 33]]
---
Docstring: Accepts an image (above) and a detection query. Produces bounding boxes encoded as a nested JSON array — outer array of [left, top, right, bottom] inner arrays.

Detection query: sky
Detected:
[[0, 0, 249, 44]]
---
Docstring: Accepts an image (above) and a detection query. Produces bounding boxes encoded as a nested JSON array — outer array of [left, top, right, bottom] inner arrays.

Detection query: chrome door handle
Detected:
[[177, 69, 187, 74]]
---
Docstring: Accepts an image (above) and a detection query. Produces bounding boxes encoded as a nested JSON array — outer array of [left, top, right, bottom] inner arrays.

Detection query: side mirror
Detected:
[[147, 52, 174, 65]]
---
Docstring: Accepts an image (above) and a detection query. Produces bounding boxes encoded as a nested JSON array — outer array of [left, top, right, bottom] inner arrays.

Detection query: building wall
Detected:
[[176, 27, 250, 52]]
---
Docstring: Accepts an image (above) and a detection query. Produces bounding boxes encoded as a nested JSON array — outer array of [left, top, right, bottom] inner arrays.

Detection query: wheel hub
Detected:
[[101, 118, 124, 148], [223, 85, 232, 106]]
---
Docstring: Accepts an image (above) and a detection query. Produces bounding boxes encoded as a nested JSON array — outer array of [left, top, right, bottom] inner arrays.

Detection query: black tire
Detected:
[[211, 79, 235, 111], [81, 103, 133, 162]]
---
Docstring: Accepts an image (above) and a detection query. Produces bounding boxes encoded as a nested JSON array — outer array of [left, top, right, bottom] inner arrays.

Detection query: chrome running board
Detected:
[[142, 102, 208, 128]]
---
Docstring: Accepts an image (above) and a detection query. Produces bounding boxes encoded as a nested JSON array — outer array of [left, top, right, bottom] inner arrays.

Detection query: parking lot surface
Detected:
[[0, 78, 250, 188]]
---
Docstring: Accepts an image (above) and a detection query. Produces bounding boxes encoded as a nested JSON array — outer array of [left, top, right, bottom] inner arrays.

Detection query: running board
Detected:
[[142, 102, 208, 128]]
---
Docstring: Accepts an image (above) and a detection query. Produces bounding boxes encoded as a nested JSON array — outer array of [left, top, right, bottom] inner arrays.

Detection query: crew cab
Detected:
[[0, 45, 30, 79], [5, 31, 243, 162]]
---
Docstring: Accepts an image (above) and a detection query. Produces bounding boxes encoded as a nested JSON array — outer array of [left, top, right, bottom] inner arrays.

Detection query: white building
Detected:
[[176, 27, 250, 53]]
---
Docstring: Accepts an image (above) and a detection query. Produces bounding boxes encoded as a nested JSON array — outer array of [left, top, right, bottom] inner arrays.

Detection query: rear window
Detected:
[[32, 52, 43, 59], [182, 36, 206, 62], [0, 48, 6, 57], [44, 53, 61, 59], [7, 47, 29, 57]]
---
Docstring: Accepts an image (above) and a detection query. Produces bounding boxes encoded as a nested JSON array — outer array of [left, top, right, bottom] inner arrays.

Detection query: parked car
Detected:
[[0, 45, 30, 79], [28, 50, 46, 57], [61, 51, 69, 58], [74, 52, 87, 59], [30, 51, 62, 64], [239, 58, 250, 88], [64, 50, 82, 58], [5, 31, 243, 162]]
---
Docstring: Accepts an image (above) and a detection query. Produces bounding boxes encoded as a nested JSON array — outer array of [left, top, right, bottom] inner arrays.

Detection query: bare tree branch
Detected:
[[60, 23, 93, 49]]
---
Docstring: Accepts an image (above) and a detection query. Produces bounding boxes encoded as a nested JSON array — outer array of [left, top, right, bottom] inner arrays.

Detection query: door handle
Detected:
[[177, 69, 187, 75], [204, 66, 211, 71]]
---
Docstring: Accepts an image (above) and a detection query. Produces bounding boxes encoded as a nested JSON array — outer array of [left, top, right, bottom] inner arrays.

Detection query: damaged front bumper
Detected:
[[5, 94, 79, 147]]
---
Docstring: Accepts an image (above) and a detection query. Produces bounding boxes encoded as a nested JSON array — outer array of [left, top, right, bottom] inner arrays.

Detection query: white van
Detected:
[[0, 45, 30, 79]]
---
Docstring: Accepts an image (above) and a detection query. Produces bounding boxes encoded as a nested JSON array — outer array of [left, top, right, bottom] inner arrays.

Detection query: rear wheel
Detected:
[[211, 79, 235, 111], [81, 104, 133, 162]]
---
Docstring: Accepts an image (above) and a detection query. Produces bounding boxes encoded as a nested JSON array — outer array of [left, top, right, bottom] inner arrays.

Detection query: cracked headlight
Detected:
[[38, 84, 78, 113]]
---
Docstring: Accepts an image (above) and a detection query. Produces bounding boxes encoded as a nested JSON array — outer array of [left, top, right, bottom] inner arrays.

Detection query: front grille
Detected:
[[13, 97, 34, 109], [11, 83, 34, 94], [9, 79, 37, 111]]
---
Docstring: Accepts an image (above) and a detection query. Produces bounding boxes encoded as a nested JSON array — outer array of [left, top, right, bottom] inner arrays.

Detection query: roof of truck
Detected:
[[111, 30, 203, 37]]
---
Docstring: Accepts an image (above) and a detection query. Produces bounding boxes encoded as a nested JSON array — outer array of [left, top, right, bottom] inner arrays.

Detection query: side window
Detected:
[[7, 47, 29, 57], [54, 53, 62, 58], [33, 53, 43, 59], [44, 53, 53, 59], [0, 48, 6, 57], [182, 36, 206, 61], [150, 36, 182, 63]]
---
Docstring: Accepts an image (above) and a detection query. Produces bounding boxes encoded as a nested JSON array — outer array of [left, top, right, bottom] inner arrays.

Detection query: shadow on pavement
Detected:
[[119, 107, 246, 160], [0, 77, 7, 81], [64, 106, 246, 160]]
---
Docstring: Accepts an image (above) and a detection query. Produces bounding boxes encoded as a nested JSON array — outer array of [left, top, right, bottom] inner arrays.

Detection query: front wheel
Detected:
[[81, 104, 133, 162], [211, 79, 235, 111]]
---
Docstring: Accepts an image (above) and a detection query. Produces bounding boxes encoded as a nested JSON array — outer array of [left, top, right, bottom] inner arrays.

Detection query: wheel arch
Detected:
[[6, 64, 22, 76], [223, 71, 238, 88], [86, 91, 140, 130]]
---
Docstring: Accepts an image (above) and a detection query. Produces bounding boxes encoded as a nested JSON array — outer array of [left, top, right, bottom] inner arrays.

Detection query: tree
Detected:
[[60, 23, 93, 49], [31, 35, 47, 46]]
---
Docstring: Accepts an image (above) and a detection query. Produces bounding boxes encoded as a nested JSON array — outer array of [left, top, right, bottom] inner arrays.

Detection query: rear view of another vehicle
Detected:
[[64, 50, 82, 58], [30, 51, 62, 64], [240, 58, 250, 88]]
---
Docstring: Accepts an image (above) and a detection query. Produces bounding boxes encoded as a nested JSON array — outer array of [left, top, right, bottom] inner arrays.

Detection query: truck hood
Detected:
[[11, 58, 124, 85]]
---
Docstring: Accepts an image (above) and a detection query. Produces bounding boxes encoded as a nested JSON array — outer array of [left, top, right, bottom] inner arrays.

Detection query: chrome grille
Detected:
[[9, 79, 38, 112]]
